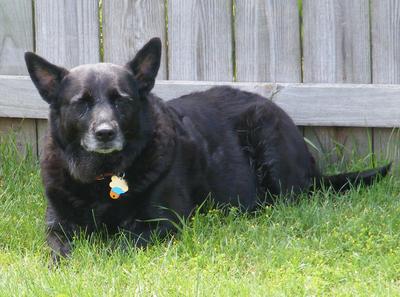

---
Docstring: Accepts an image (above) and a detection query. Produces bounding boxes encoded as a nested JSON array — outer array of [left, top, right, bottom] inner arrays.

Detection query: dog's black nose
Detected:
[[95, 127, 116, 142]]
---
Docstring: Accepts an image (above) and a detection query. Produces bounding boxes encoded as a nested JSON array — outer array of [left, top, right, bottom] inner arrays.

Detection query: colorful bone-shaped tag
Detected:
[[109, 175, 129, 199]]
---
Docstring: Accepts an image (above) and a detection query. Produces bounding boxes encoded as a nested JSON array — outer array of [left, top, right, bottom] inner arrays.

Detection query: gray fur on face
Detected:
[[65, 154, 100, 183], [80, 101, 125, 154], [81, 122, 124, 154]]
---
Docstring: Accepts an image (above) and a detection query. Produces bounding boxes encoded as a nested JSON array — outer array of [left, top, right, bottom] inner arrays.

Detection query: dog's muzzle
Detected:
[[81, 122, 124, 154]]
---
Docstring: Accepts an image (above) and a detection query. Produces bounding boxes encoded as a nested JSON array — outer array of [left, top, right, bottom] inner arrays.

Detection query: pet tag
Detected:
[[109, 175, 129, 199]]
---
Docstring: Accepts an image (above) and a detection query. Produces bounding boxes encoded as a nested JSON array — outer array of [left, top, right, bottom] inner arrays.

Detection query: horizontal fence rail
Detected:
[[1, 76, 400, 128]]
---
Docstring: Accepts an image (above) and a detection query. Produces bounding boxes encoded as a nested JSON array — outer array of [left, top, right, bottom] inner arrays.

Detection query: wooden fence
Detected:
[[1, 0, 400, 169]]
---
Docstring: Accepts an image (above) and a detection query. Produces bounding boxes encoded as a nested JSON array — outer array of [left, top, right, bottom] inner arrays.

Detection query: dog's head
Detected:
[[25, 38, 162, 181]]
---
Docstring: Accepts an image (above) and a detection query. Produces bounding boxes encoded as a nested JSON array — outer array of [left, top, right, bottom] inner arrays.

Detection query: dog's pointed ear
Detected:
[[24, 52, 69, 104], [125, 37, 161, 95]]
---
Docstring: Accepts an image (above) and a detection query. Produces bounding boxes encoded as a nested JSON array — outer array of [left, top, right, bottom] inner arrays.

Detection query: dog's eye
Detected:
[[114, 96, 134, 110], [73, 98, 91, 117], [116, 96, 133, 102]]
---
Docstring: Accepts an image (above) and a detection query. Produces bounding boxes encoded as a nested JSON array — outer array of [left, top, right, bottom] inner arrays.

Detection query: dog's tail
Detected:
[[318, 163, 392, 192]]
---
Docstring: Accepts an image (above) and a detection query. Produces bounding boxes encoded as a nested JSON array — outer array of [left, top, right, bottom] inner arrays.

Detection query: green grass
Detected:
[[1, 138, 400, 296]]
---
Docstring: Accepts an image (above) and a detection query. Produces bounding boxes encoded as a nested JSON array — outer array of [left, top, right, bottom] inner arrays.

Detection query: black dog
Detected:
[[25, 38, 390, 261]]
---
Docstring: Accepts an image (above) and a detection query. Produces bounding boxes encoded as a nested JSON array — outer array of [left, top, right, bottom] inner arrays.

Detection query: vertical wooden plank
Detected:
[[371, 1, 400, 84], [36, 119, 48, 157], [373, 128, 400, 167], [302, 0, 372, 169], [0, 0, 34, 75], [0, 118, 37, 157], [371, 0, 400, 169], [0, 1, 37, 156], [34, 0, 99, 158], [35, 0, 100, 68], [303, 0, 371, 83], [304, 127, 373, 170], [102, 0, 167, 79], [235, 0, 301, 83], [168, 0, 233, 81]]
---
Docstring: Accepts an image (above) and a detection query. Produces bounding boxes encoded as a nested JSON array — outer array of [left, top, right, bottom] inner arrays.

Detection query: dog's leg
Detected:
[[117, 219, 175, 250], [47, 229, 72, 265], [237, 104, 317, 203], [45, 205, 77, 265]]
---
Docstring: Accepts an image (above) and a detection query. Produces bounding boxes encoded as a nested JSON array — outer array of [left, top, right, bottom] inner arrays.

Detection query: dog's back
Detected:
[[167, 86, 318, 202]]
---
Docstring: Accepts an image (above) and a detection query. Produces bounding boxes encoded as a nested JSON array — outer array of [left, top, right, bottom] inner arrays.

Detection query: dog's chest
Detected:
[[75, 179, 139, 227]]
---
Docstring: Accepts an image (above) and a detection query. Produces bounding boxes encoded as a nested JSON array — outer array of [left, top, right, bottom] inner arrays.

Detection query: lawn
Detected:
[[1, 139, 400, 296]]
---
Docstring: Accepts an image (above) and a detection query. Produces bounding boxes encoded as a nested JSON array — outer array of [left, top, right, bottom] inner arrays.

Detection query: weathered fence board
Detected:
[[2, 76, 400, 127], [0, 1, 35, 155], [168, 0, 233, 81], [371, 0, 400, 84], [35, 0, 100, 67], [373, 128, 400, 164], [0, 0, 33, 75], [36, 119, 48, 156], [271, 84, 400, 127], [302, 0, 372, 166], [303, 127, 372, 167], [0, 118, 37, 157], [235, 0, 301, 82], [371, 0, 400, 164], [303, 0, 371, 83], [0, 76, 48, 119], [102, 0, 167, 79]]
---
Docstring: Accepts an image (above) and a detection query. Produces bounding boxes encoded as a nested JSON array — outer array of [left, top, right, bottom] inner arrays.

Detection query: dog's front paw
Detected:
[[49, 244, 71, 267], [47, 231, 72, 266]]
